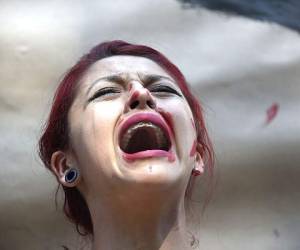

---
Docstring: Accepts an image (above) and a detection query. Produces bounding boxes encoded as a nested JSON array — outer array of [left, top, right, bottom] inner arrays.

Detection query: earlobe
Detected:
[[192, 152, 205, 176], [50, 151, 80, 187]]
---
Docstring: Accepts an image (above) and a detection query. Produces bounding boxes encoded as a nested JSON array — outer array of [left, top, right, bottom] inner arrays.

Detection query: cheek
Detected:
[[68, 100, 123, 162], [157, 99, 197, 158], [87, 101, 123, 146], [189, 118, 197, 157], [156, 107, 175, 138], [189, 140, 197, 157], [190, 118, 195, 129]]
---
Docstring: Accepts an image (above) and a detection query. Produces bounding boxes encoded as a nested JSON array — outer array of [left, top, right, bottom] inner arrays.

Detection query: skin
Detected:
[[51, 56, 204, 250]]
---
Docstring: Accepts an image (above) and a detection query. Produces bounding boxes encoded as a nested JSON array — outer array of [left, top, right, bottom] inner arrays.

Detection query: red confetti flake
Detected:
[[266, 103, 279, 124]]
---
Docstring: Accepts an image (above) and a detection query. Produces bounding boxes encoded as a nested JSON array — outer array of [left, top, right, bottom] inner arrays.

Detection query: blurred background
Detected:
[[0, 0, 299, 249]]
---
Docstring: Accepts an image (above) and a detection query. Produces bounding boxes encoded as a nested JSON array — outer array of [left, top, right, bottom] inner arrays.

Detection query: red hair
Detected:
[[38, 40, 214, 235]]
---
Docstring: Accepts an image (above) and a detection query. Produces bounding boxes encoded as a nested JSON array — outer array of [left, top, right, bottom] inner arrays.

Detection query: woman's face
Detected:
[[65, 55, 203, 199]]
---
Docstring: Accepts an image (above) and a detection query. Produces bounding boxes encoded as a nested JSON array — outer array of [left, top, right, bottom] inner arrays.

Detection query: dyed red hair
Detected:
[[38, 40, 214, 235]]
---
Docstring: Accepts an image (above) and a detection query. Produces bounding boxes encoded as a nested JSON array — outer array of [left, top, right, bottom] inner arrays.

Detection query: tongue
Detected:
[[126, 127, 158, 154]]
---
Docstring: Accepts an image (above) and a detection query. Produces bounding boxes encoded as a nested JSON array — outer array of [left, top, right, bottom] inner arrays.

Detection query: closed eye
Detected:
[[149, 84, 182, 97], [88, 87, 121, 101]]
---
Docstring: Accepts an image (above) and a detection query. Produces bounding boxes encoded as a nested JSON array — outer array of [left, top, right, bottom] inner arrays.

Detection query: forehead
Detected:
[[83, 55, 172, 80]]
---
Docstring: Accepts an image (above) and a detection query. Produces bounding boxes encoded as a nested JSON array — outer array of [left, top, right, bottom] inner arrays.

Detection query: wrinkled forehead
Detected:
[[80, 55, 175, 85]]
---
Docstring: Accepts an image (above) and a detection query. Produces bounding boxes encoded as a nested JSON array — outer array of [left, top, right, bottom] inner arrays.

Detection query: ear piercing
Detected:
[[192, 168, 202, 177], [65, 168, 79, 183]]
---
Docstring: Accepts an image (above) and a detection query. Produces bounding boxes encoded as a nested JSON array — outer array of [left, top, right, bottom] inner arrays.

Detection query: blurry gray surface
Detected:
[[0, 0, 299, 249], [177, 0, 300, 33]]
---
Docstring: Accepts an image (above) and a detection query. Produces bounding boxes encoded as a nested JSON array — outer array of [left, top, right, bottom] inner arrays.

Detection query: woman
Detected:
[[39, 40, 214, 250]]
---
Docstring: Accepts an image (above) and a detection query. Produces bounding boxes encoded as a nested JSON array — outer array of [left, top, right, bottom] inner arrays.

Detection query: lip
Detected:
[[117, 112, 175, 162]]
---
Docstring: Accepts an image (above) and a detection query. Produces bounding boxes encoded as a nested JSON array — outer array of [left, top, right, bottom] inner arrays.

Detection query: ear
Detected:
[[50, 150, 80, 187], [194, 151, 205, 176]]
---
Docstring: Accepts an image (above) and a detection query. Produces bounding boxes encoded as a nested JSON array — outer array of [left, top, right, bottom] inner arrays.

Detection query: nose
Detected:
[[125, 82, 156, 111]]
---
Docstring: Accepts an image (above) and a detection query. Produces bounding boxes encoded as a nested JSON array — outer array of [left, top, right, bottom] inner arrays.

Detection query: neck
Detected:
[[88, 191, 193, 250]]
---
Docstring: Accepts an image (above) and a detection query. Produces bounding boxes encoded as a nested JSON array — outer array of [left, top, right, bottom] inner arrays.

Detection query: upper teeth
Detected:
[[121, 122, 167, 150]]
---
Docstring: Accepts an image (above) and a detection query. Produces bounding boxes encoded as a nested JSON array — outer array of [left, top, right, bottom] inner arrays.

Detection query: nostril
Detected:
[[147, 100, 155, 109], [128, 97, 156, 110], [130, 100, 139, 109]]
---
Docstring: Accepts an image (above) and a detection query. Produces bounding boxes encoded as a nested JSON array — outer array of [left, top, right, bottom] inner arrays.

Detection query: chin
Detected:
[[115, 156, 188, 188]]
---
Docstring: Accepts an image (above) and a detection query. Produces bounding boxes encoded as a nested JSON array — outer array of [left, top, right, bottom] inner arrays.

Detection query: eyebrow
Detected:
[[86, 73, 175, 97]]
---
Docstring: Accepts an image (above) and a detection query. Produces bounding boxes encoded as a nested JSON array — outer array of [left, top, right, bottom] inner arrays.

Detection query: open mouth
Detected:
[[119, 121, 171, 154], [117, 112, 174, 161]]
